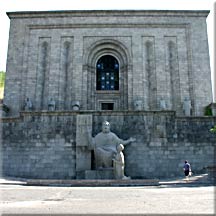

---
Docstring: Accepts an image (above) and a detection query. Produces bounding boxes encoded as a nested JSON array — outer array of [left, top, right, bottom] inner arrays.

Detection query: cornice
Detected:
[[6, 10, 210, 19]]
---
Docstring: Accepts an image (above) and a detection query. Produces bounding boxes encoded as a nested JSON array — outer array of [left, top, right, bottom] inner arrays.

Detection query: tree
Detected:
[[210, 125, 216, 133], [0, 71, 5, 99], [0, 71, 5, 88]]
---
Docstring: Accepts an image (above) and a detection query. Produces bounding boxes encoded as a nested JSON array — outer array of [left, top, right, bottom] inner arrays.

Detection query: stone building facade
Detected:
[[1, 10, 215, 180], [4, 10, 212, 116]]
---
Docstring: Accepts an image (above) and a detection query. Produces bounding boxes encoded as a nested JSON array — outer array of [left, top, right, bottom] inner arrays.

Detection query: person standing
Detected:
[[183, 160, 191, 182], [113, 144, 130, 180]]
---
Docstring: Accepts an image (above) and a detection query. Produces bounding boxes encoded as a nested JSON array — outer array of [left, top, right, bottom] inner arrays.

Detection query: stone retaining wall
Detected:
[[1, 111, 215, 179]]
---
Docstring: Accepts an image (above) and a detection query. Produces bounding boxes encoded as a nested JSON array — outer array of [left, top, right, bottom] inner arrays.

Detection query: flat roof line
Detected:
[[6, 9, 210, 19]]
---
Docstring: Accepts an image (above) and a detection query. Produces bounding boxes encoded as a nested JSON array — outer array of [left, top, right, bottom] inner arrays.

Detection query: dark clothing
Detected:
[[184, 162, 190, 171], [184, 162, 191, 176], [184, 170, 190, 176]]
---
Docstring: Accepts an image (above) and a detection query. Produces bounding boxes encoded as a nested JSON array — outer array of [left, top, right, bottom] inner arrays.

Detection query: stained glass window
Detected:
[[96, 55, 119, 90]]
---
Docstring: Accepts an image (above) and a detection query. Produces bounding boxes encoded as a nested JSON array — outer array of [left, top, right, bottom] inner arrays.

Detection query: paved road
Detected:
[[0, 176, 215, 214]]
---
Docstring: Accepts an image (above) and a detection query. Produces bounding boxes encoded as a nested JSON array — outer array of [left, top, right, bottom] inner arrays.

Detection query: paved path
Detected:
[[0, 174, 215, 215]]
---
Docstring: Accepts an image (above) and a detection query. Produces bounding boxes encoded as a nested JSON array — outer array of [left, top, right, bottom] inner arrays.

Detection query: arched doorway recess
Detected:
[[83, 39, 132, 110]]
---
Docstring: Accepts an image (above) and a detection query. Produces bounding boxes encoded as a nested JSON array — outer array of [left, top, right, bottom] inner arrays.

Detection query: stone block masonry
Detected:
[[1, 10, 214, 180], [1, 113, 77, 179], [1, 111, 216, 179], [4, 10, 212, 116]]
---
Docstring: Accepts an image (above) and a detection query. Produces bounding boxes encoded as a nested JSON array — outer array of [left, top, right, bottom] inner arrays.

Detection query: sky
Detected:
[[1, 0, 215, 99]]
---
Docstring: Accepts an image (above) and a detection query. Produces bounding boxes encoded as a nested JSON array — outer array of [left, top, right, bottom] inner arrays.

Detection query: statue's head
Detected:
[[117, 144, 124, 152], [102, 121, 110, 133]]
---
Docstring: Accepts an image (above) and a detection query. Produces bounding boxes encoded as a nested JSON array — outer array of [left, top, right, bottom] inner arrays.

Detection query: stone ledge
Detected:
[[26, 179, 159, 187], [7, 10, 210, 19]]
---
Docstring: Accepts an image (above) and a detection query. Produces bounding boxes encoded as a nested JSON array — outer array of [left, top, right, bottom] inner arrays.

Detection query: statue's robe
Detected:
[[93, 132, 123, 168]]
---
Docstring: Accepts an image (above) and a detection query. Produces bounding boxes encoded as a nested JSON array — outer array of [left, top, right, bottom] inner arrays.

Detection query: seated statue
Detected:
[[159, 98, 167, 110], [113, 144, 131, 180], [72, 101, 80, 110], [48, 98, 56, 111], [24, 97, 33, 111], [183, 97, 191, 116], [88, 121, 136, 169]]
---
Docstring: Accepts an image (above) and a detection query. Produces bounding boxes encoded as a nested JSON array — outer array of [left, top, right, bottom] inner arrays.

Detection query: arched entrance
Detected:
[[83, 39, 131, 110]]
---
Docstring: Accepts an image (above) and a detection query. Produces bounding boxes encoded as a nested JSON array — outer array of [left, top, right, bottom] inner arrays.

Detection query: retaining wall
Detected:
[[1, 111, 215, 179]]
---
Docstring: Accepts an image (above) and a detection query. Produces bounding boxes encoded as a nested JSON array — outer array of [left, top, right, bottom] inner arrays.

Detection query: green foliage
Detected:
[[0, 71, 6, 88], [0, 71, 5, 99], [204, 105, 212, 116], [210, 126, 216, 133]]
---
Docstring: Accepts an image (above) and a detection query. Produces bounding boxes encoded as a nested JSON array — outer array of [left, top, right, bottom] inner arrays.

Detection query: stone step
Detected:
[[27, 179, 159, 187]]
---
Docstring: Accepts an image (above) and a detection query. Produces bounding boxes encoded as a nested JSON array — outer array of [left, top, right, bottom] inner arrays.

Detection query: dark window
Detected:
[[101, 103, 114, 110], [96, 55, 119, 90]]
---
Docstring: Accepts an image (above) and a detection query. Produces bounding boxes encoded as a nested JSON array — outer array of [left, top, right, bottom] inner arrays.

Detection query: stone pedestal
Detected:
[[76, 114, 92, 177], [85, 169, 114, 179]]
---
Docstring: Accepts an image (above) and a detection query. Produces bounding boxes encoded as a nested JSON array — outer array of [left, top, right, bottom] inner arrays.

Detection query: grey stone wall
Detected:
[[1, 111, 215, 179], [1, 113, 77, 179], [4, 10, 212, 116]]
